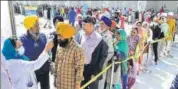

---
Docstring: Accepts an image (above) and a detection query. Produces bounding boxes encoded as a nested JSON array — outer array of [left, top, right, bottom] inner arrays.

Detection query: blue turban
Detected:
[[100, 16, 112, 27]]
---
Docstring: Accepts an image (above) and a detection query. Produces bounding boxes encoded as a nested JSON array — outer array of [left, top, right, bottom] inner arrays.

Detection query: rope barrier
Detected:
[[80, 36, 171, 89]]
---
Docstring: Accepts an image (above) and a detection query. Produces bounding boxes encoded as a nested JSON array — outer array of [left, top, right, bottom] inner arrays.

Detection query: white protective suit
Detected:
[[2, 51, 49, 89]]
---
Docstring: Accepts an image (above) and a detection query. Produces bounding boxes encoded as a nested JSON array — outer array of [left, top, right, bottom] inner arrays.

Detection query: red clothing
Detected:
[[159, 7, 164, 13], [146, 17, 150, 23], [77, 8, 81, 14], [120, 16, 125, 29], [128, 77, 136, 89], [129, 8, 132, 12], [105, 8, 110, 12]]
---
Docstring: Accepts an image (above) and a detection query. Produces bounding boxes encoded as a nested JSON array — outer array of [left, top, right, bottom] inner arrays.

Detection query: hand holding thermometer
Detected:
[[47, 35, 54, 62]]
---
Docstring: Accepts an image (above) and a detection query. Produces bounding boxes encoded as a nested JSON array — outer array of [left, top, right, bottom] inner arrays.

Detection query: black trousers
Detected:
[[36, 72, 50, 89], [173, 33, 175, 42], [152, 42, 158, 63], [81, 65, 99, 89]]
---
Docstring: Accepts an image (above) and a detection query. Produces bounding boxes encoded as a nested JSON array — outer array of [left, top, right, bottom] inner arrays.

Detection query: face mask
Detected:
[[58, 39, 69, 48], [16, 46, 25, 55]]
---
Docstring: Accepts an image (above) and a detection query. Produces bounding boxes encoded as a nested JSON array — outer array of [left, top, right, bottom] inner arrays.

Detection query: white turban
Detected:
[[161, 13, 167, 17], [168, 12, 174, 16]]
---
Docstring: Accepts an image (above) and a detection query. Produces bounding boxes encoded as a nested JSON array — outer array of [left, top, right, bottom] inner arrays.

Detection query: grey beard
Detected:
[[29, 30, 40, 41]]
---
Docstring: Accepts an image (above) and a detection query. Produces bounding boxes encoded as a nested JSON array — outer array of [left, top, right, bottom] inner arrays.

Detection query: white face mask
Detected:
[[17, 46, 25, 55]]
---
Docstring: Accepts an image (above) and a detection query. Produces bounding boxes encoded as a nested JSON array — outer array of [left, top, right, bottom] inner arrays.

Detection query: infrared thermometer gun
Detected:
[[47, 35, 54, 62]]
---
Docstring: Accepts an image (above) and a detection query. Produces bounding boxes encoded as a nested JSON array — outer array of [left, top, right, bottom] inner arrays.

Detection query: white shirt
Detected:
[[44, 10, 47, 19], [6, 51, 49, 89], [81, 31, 102, 64], [100, 30, 114, 67], [147, 28, 153, 42], [1, 53, 13, 89]]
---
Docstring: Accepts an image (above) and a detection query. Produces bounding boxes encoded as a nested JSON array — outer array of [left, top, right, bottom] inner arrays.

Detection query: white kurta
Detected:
[[6, 51, 49, 89], [99, 30, 114, 89], [1, 53, 13, 89]]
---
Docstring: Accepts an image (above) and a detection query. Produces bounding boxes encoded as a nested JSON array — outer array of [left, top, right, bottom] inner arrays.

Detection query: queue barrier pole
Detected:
[[109, 58, 115, 89], [80, 36, 170, 89]]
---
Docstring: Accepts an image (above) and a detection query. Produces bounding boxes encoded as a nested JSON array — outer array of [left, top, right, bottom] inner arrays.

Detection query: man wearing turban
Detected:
[[54, 22, 85, 89], [99, 16, 114, 89], [20, 15, 50, 89]]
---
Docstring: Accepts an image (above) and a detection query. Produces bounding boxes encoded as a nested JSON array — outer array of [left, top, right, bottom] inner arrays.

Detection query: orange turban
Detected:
[[56, 22, 76, 39], [111, 20, 117, 29], [23, 15, 39, 30]]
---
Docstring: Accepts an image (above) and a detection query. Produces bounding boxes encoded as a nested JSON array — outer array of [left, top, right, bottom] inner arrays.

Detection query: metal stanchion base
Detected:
[[109, 60, 115, 89]]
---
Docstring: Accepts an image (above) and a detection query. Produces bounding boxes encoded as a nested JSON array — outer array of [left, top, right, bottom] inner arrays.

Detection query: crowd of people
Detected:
[[2, 3, 178, 89], [13, 3, 26, 15]]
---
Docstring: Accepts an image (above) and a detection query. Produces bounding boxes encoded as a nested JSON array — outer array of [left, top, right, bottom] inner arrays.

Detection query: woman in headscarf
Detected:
[[2, 37, 29, 61], [142, 22, 153, 72], [115, 29, 129, 89], [135, 21, 144, 39], [74, 14, 83, 33], [127, 26, 140, 84], [128, 26, 140, 57], [142, 22, 153, 43], [135, 21, 146, 74], [1, 37, 53, 89], [108, 29, 128, 89]]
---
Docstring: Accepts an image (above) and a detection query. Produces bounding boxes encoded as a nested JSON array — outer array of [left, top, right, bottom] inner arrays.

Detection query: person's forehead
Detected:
[[132, 27, 137, 30], [143, 24, 147, 26], [16, 40, 21, 42], [56, 19, 60, 22], [100, 20, 104, 23], [82, 22, 90, 25], [35, 21, 39, 24], [133, 30, 137, 33], [57, 34, 64, 39], [16, 40, 22, 44], [57, 33, 61, 36]]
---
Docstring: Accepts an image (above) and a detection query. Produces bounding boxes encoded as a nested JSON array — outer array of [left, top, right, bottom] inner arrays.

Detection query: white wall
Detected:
[[1, 1, 12, 49]]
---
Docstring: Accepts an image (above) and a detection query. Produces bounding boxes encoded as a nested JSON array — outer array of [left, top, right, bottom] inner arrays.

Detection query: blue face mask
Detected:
[[16, 46, 25, 56]]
